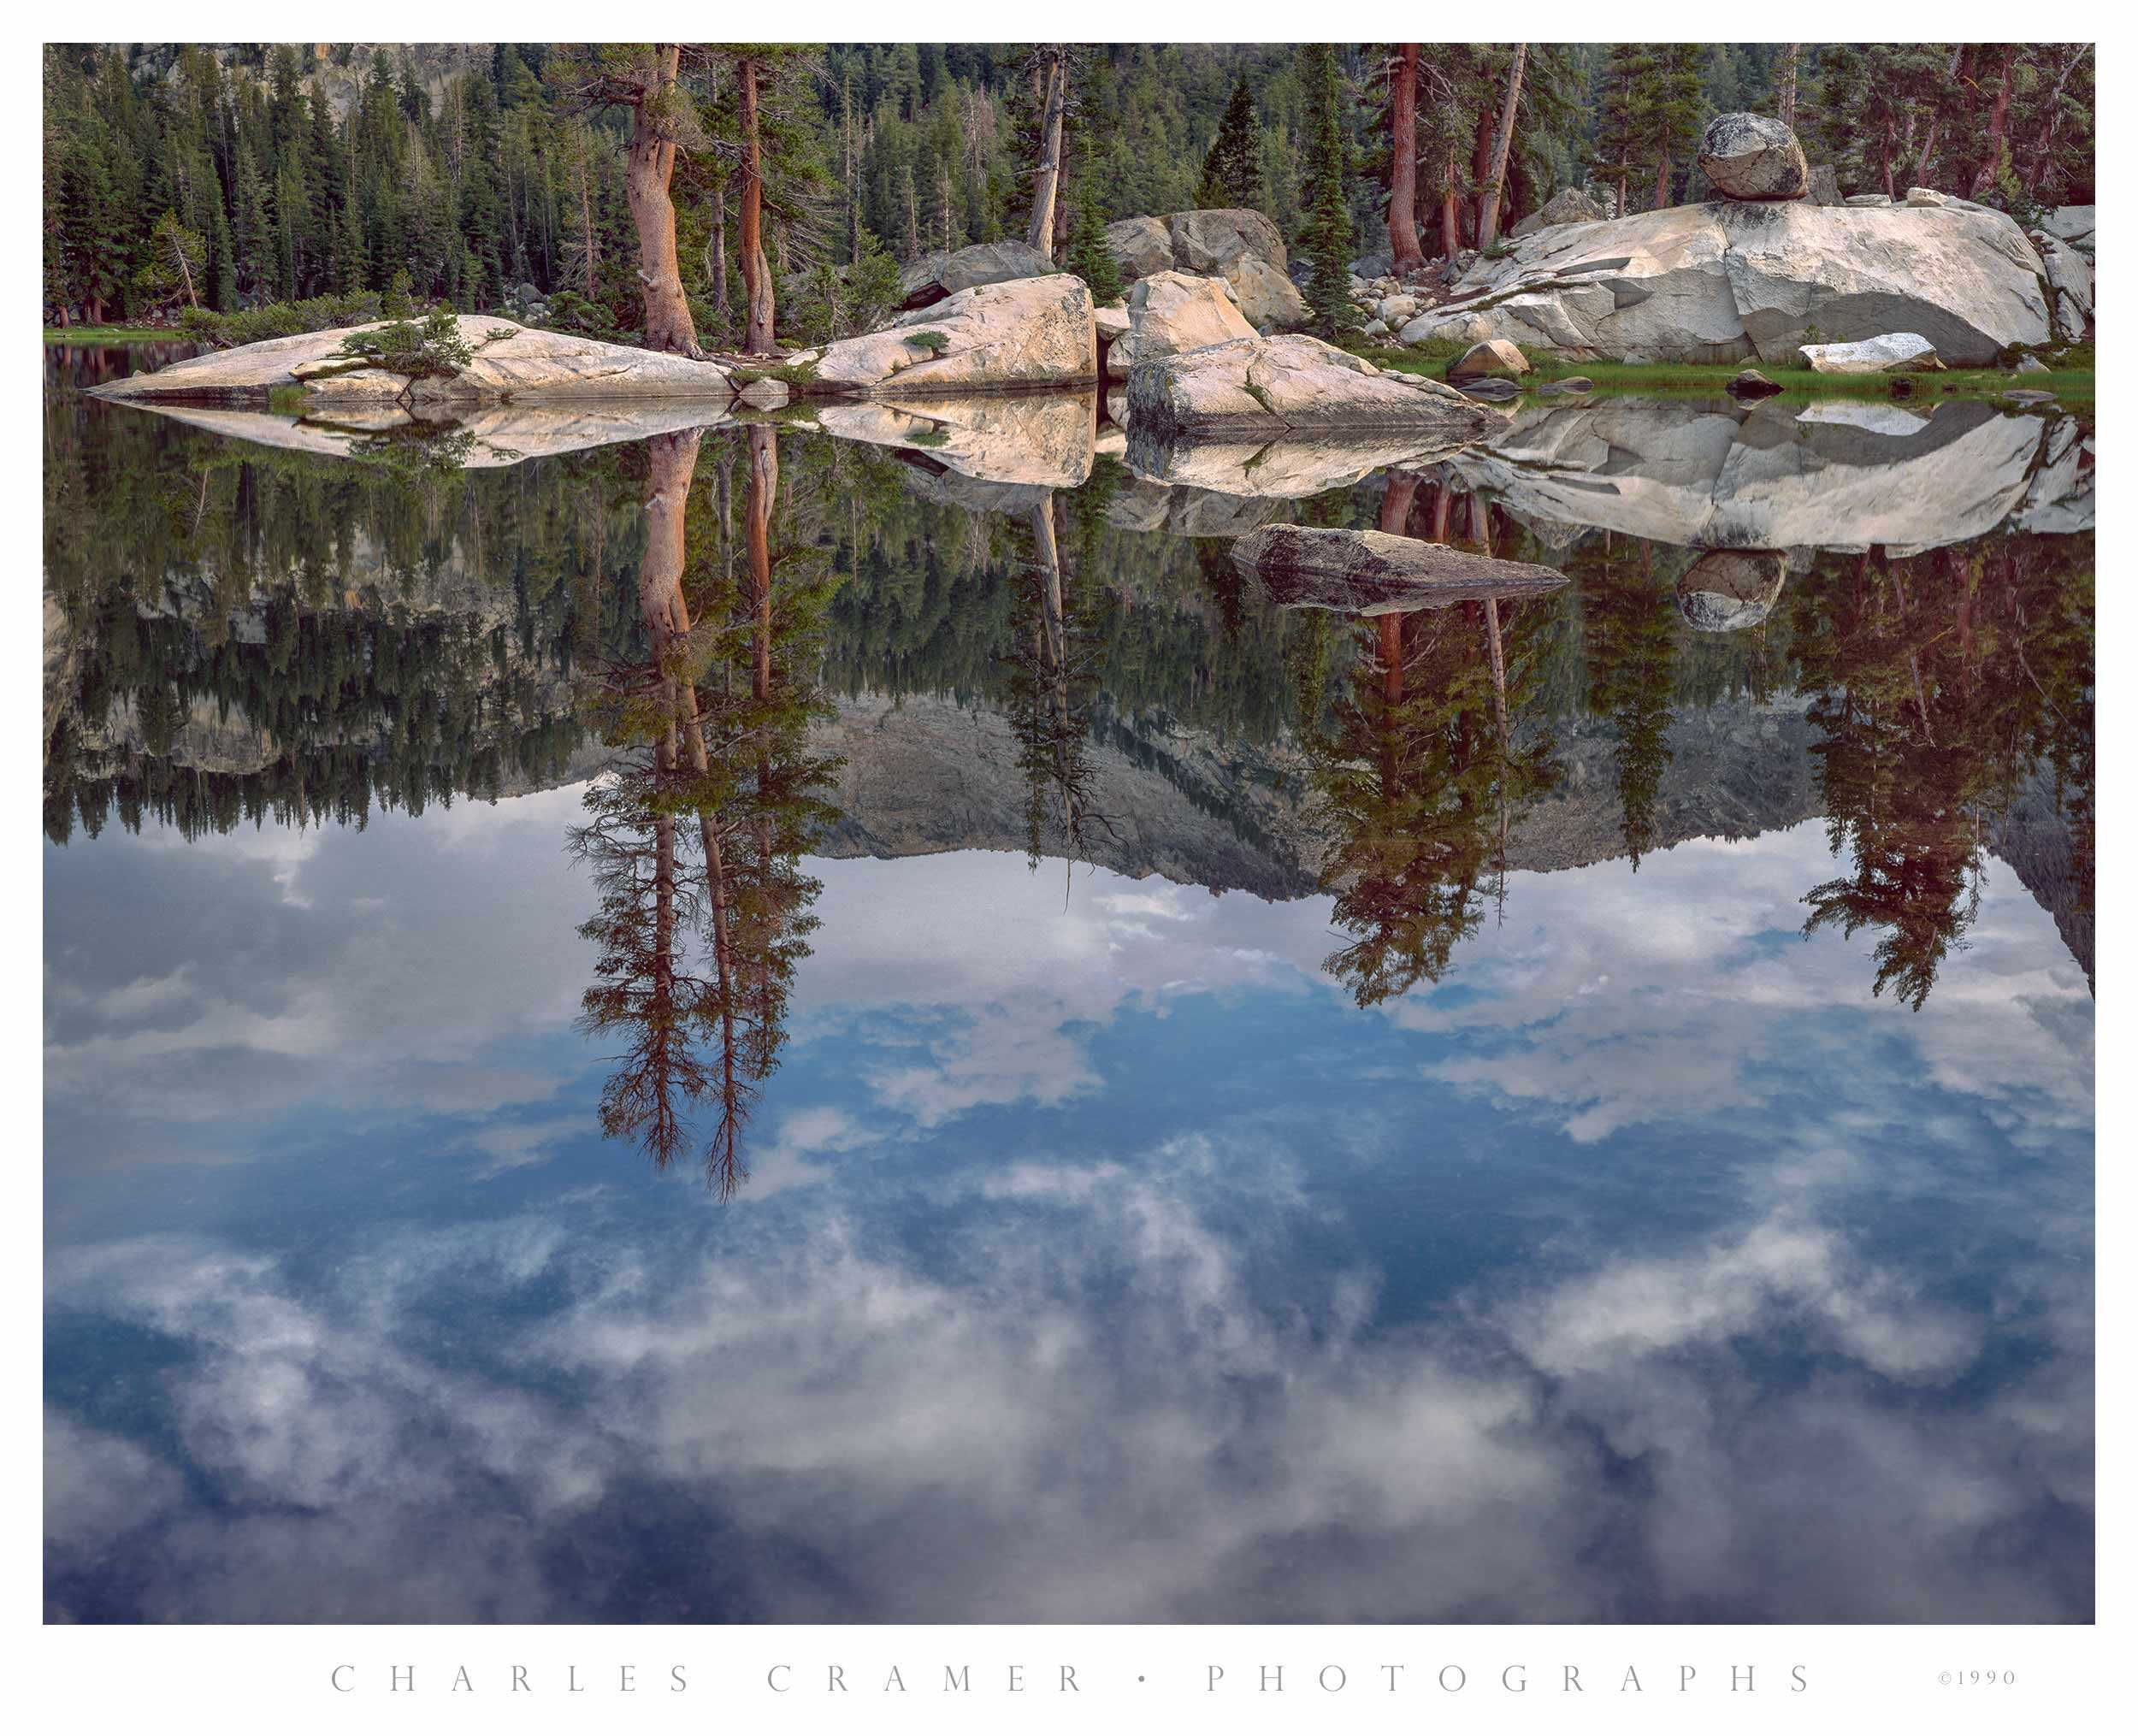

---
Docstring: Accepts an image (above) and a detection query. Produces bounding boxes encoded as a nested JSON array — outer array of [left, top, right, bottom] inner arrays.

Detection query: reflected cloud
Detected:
[[46, 1127, 2089, 1622]]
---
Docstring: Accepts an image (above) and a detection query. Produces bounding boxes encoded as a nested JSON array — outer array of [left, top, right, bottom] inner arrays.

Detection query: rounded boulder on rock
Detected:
[[1447, 338, 1530, 381], [1677, 551, 1789, 633], [1698, 113, 1810, 201]]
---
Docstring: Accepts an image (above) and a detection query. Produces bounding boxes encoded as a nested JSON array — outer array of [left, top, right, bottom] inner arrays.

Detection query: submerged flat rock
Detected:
[[89, 316, 737, 405], [1231, 524, 1568, 614]]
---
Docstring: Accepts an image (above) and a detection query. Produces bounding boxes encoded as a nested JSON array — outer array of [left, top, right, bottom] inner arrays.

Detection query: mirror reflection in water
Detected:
[[42, 348, 2094, 1623]]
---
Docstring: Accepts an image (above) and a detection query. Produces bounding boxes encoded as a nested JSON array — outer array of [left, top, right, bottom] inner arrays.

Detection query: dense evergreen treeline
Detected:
[[44, 43, 2094, 335]]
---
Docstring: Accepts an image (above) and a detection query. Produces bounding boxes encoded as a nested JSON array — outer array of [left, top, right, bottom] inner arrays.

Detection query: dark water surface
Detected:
[[43, 351, 2094, 1622]]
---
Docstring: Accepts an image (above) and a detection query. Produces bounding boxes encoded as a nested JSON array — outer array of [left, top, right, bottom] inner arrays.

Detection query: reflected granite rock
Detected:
[[1676, 549, 1789, 631], [117, 398, 735, 468], [1443, 397, 2089, 553], [808, 390, 1096, 490], [1125, 425, 1486, 502], [1104, 476, 1284, 538], [41, 382, 2093, 1002]]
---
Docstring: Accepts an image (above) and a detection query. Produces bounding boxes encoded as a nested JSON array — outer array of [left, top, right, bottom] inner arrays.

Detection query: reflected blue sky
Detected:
[[44, 788, 2093, 1622]]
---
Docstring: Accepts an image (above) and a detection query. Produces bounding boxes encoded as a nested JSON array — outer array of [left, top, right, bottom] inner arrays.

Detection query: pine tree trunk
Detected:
[[1386, 45, 1425, 275], [626, 44, 700, 357], [712, 182, 728, 320], [1476, 44, 1527, 251], [1914, 120, 1941, 187], [739, 56, 776, 355], [1469, 109, 1493, 242], [577, 149, 598, 296], [1654, 151, 1671, 210], [1027, 52, 1067, 257], [1439, 162, 1461, 263], [1970, 48, 2016, 198], [1776, 45, 1798, 130]]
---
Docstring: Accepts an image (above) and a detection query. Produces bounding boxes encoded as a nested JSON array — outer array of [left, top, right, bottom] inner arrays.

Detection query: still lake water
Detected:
[[43, 350, 2094, 1622]]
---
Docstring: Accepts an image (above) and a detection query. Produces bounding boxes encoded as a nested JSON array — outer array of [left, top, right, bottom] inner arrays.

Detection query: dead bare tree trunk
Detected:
[[739, 56, 776, 355], [625, 44, 700, 356], [1387, 46, 1425, 275], [1027, 50, 1068, 257], [1476, 44, 1527, 251]]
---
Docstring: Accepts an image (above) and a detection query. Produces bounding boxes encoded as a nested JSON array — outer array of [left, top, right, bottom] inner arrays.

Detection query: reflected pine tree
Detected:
[[571, 426, 841, 1196], [1303, 477, 1561, 1007], [1002, 493, 1115, 874], [1791, 533, 2093, 1007], [1568, 533, 1679, 870]]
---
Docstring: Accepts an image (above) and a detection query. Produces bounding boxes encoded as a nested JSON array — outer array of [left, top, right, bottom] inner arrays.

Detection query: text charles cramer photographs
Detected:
[[328, 1660, 1812, 1695]]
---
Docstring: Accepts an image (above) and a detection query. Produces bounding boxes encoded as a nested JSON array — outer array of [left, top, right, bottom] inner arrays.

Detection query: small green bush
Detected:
[[905, 329, 951, 354], [333, 307, 475, 380], [179, 291, 384, 347]]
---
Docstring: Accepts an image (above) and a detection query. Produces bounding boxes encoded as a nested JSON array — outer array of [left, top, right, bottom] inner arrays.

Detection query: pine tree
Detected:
[[1299, 45, 1356, 340], [1639, 44, 1707, 208], [1198, 73, 1264, 209], [1592, 45, 1651, 216], [1066, 165, 1122, 303]]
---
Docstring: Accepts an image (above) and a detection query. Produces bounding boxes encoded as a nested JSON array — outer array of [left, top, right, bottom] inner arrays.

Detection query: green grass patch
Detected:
[[1341, 338, 2093, 405], [266, 385, 308, 416], [44, 326, 176, 345]]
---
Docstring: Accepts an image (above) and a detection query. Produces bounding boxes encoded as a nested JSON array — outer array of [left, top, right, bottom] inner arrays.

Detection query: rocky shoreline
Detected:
[[89, 116, 2094, 438]]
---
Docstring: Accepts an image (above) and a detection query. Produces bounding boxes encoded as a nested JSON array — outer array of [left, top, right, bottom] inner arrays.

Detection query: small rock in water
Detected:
[[1727, 369, 1783, 399], [1535, 376, 1594, 397], [2016, 355, 2051, 375], [1456, 376, 1523, 402], [1447, 338, 1529, 381], [1999, 388, 2058, 406], [1231, 524, 1568, 614]]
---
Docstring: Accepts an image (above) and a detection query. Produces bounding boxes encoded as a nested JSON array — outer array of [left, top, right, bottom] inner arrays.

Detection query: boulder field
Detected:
[[1103, 208, 1309, 330], [1397, 198, 2059, 365]]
